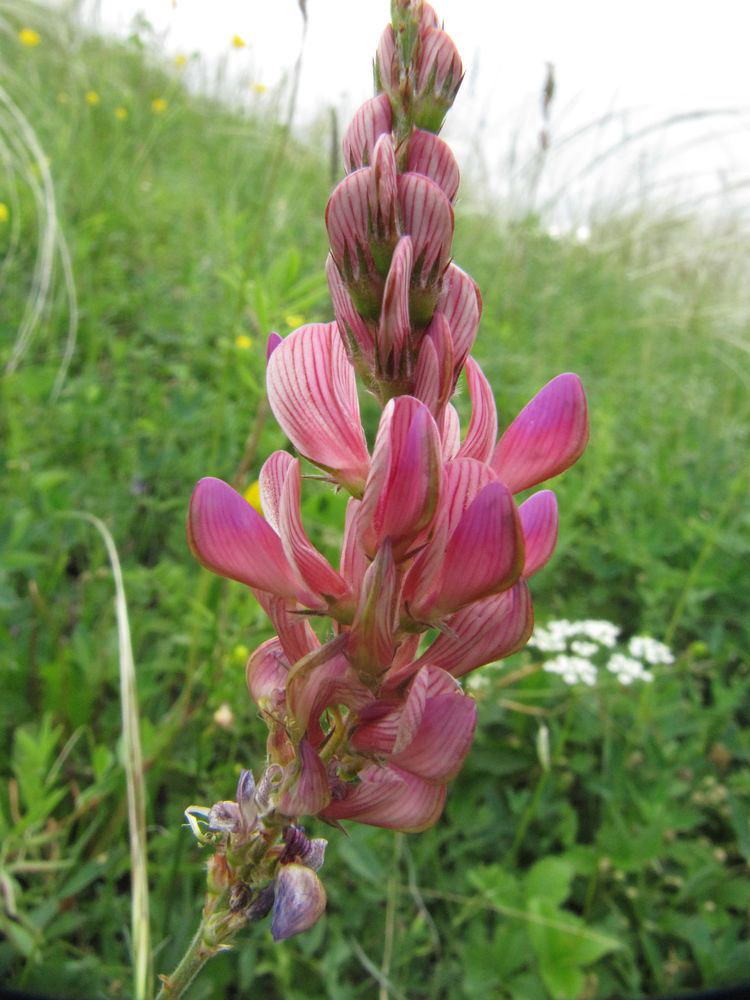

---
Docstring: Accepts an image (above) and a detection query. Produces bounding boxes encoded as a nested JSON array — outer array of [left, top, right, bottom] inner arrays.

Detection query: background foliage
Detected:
[[1, 3, 749, 998]]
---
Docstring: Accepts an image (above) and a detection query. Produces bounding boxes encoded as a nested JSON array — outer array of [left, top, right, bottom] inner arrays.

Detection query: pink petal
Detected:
[[490, 373, 589, 494], [378, 235, 413, 374], [351, 700, 401, 754], [266, 332, 282, 361], [348, 540, 401, 677], [359, 396, 442, 561], [416, 312, 454, 416], [277, 738, 331, 817], [407, 129, 460, 202], [440, 404, 461, 460], [435, 264, 481, 376], [519, 490, 558, 577], [416, 581, 534, 678], [391, 689, 476, 783], [188, 477, 303, 600], [375, 24, 397, 92], [413, 334, 440, 414], [432, 479, 525, 616], [458, 357, 498, 463], [326, 254, 375, 363], [266, 323, 370, 494], [339, 498, 368, 593], [325, 169, 373, 282], [416, 28, 463, 97], [342, 94, 393, 170], [398, 172, 454, 286], [371, 134, 398, 241], [279, 459, 351, 603], [254, 591, 321, 665], [286, 638, 372, 744], [321, 765, 447, 832], [259, 450, 294, 530], [245, 637, 290, 707]]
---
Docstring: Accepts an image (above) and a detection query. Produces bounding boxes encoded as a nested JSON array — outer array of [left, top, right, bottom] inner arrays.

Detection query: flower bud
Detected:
[[414, 28, 463, 132], [271, 863, 327, 941]]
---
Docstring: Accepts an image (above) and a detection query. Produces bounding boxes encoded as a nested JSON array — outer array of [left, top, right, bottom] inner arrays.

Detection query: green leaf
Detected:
[[525, 855, 575, 908]]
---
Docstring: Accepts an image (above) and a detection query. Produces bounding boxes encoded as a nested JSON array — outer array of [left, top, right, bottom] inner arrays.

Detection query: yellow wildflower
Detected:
[[151, 97, 168, 114], [232, 34, 247, 49], [243, 480, 263, 514], [114, 106, 128, 121], [253, 82, 268, 95], [284, 313, 305, 329], [0, 203, 9, 223], [235, 334, 253, 350], [85, 90, 100, 107], [19, 28, 41, 47], [175, 53, 187, 68]]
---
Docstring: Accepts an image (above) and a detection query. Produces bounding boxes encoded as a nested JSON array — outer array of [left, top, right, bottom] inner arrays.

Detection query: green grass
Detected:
[[1, 3, 749, 998]]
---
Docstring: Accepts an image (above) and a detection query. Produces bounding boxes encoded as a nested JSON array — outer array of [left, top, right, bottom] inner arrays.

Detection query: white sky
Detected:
[[79, 0, 750, 225]]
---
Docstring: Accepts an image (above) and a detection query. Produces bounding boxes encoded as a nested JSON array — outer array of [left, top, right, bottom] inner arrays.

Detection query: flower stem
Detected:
[[156, 920, 225, 1000]]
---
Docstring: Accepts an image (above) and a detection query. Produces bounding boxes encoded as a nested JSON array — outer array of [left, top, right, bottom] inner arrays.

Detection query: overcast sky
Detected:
[[81, 0, 750, 225]]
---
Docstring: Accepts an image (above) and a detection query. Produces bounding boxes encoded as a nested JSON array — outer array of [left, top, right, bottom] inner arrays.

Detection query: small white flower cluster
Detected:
[[527, 619, 674, 688]]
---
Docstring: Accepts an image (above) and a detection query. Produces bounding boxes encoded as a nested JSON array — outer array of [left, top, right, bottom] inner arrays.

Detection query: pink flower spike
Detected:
[[436, 264, 482, 377], [416, 581, 534, 679], [259, 450, 294, 530], [407, 129, 460, 202], [432, 479, 524, 616], [266, 331, 282, 362], [378, 235, 413, 374], [358, 396, 442, 561], [278, 739, 331, 817], [342, 94, 392, 171], [458, 357, 498, 463], [490, 373, 589, 494], [246, 637, 290, 708], [519, 490, 558, 577], [188, 477, 305, 601], [279, 458, 351, 604], [321, 765, 447, 832], [398, 172, 454, 287], [266, 323, 370, 495]]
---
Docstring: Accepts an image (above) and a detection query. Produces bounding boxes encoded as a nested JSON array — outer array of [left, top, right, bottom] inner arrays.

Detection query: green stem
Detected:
[[156, 919, 224, 1000]]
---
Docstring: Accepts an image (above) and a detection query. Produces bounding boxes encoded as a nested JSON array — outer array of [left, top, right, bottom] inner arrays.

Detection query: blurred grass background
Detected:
[[1, 2, 749, 998]]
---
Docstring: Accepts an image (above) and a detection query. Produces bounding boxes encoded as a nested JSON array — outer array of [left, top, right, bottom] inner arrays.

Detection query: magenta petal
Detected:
[[266, 323, 370, 493], [277, 739, 331, 817], [348, 540, 400, 676], [407, 129, 460, 202], [458, 357, 498, 463], [188, 477, 302, 600], [491, 373, 589, 493], [350, 700, 401, 754], [259, 450, 294, 530], [254, 592, 321, 665], [342, 94, 393, 171], [279, 459, 351, 603], [321, 765, 447, 832], [435, 264, 481, 376], [519, 490, 558, 577], [266, 332, 282, 362], [433, 480, 524, 615], [418, 581, 534, 678], [271, 863, 327, 942], [398, 172, 454, 285], [378, 235, 413, 372], [246, 637, 290, 707], [413, 334, 440, 414], [359, 396, 442, 560], [339, 498, 368, 593]]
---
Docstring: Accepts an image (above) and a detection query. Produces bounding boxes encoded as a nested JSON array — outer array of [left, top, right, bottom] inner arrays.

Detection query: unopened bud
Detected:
[[271, 863, 327, 942]]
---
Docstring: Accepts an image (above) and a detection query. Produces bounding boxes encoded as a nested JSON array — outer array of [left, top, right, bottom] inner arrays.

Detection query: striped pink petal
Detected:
[[375, 24, 397, 92], [458, 357, 498, 463], [407, 129, 460, 201], [266, 323, 370, 494], [414, 312, 454, 417], [490, 373, 589, 493], [440, 404, 461, 459], [432, 479, 525, 616], [259, 450, 294, 530], [435, 264, 482, 376], [519, 490, 558, 577], [277, 738, 330, 817], [416, 28, 463, 98], [371, 134, 398, 240], [246, 637, 290, 708], [321, 765, 447, 832], [254, 592, 320, 665], [348, 540, 401, 677], [279, 459, 351, 603], [326, 254, 375, 363], [339, 498, 368, 593], [326, 169, 375, 282], [286, 638, 372, 744], [415, 581, 534, 678], [378, 235, 413, 373], [398, 172, 454, 286], [188, 477, 303, 601], [343, 94, 393, 171], [358, 396, 442, 560]]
